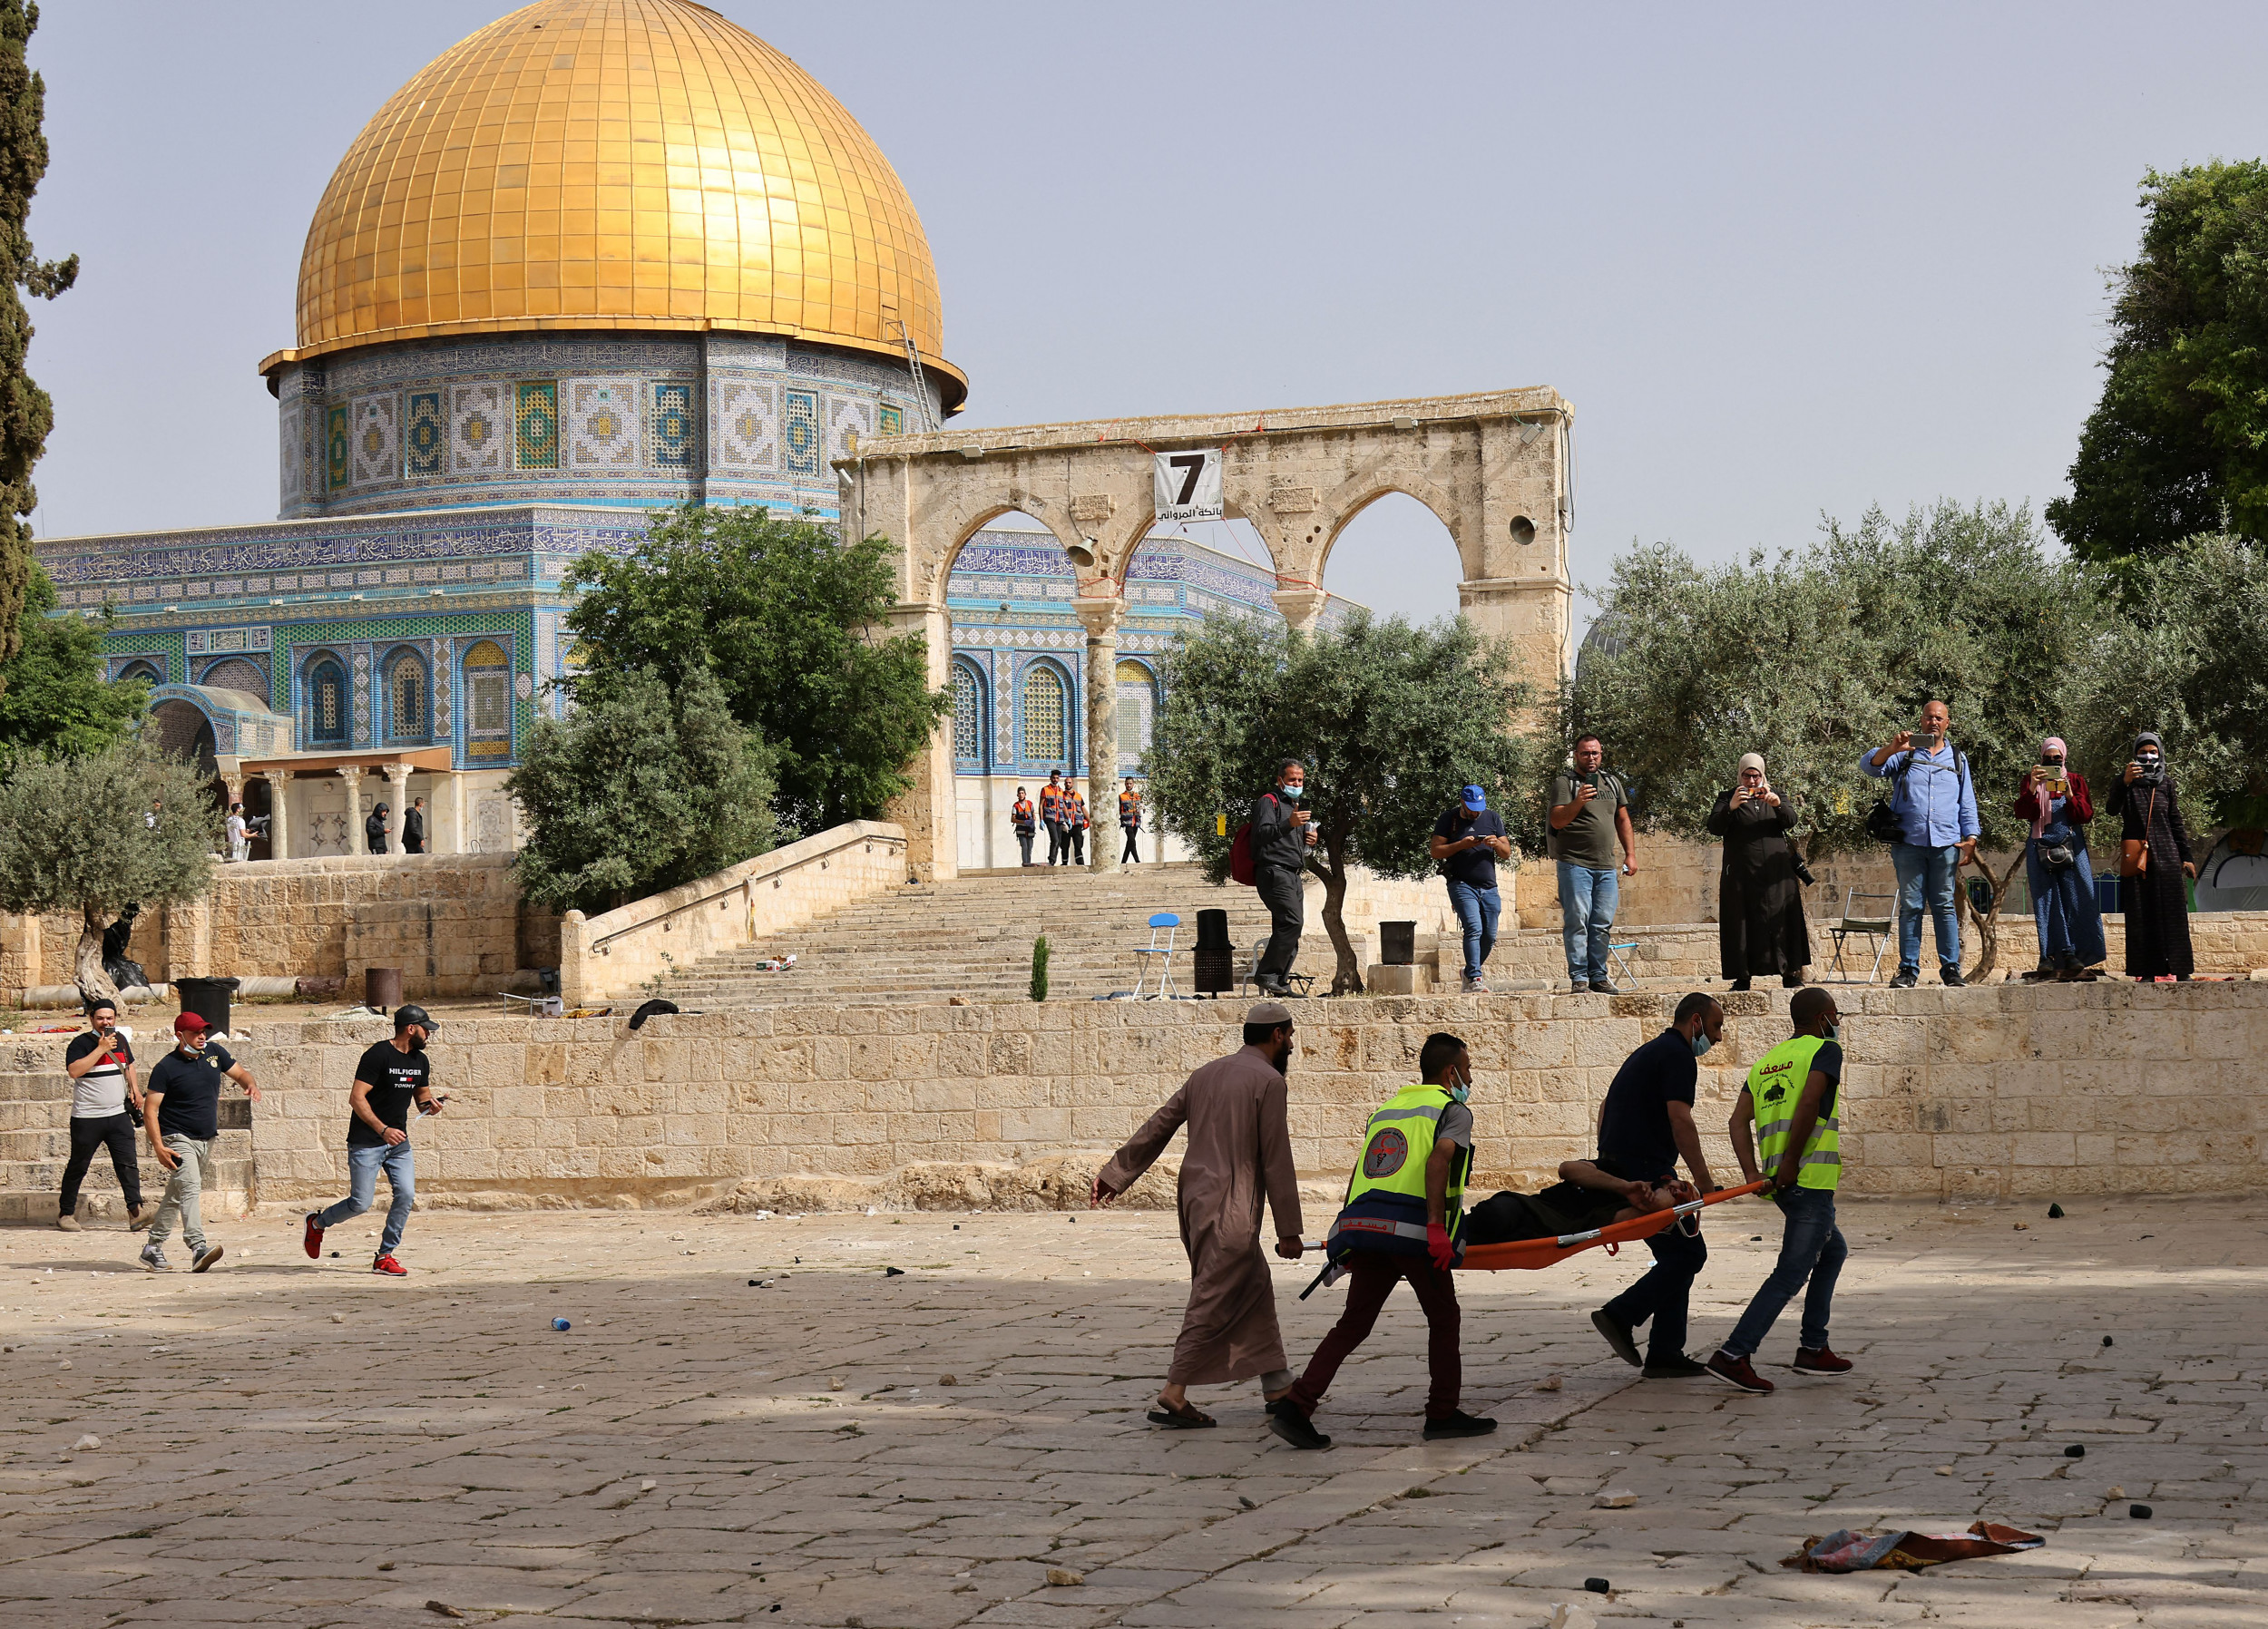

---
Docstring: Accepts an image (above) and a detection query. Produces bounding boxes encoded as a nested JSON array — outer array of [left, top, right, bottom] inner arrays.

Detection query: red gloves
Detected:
[[1426, 1222, 1456, 1271]]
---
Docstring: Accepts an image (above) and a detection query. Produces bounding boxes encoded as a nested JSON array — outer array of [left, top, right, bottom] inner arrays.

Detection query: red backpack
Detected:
[[1227, 794, 1276, 886]]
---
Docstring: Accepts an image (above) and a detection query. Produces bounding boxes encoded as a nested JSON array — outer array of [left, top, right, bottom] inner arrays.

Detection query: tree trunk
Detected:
[[74, 905, 120, 1011], [1961, 851, 2028, 983], [1315, 836, 1363, 996]]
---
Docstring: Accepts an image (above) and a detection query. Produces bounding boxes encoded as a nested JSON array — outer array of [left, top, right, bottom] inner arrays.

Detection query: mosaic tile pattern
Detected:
[[651, 382, 695, 468], [879, 405, 904, 437], [567, 379, 640, 469], [279, 405, 304, 509], [711, 379, 777, 470], [326, 405, 349, 491], [453, 384, 508, 472], [783, 389, 821, 479], [349, 395, 396, 487], [515, 382, 559, 470], [828, 395, 873, 463], [406, 390, 445, 478]]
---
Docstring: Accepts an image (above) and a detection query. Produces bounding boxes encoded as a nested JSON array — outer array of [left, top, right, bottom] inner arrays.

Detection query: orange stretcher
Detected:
[[1456, 1177, 1774, 1271]]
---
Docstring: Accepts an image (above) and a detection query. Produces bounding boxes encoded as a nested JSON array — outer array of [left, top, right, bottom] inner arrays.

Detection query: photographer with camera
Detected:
[[1861, 699, 1979, 988], [2106, 732, 2195, 980], [225, 802, 250, 863], [1549, 735, 1637, 993], [1706, 753, 1811, 990], [2013, 736, 2104, 980]]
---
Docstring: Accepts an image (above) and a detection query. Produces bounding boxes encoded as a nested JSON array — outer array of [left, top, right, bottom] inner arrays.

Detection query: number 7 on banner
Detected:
[[1154, 448, 1224, 523]]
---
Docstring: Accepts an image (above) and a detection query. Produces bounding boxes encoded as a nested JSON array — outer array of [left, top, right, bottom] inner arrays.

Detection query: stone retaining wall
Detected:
[[19, 980, 2244, 1214]]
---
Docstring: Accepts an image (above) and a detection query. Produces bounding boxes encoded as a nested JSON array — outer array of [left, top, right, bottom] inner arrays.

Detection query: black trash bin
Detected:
[[175, 976, 240, 1037], [1379, 922, 1417, 966], [1193, 908, 1235, 996], [366, 966, 404, 1015]]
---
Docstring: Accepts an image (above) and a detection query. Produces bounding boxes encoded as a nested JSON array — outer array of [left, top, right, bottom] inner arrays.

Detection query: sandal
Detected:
[[1146, 1399, 1217, 1429]]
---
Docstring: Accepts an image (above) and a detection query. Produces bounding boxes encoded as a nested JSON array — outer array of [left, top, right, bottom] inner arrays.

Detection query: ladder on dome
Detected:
[[886, 315, 938, 433]]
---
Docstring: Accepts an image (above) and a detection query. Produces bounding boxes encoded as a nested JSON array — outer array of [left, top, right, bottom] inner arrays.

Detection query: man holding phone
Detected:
[[58, 1001, 151, 1232], [1549, 735, 1637, 993], [1251, 760, 1318, 998], [1862, 698, 1980, 988], [303, 1004, 443, 1277]]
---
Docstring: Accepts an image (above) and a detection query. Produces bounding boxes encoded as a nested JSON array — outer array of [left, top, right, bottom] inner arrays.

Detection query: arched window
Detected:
[[1115, 658, 1157, 768], [1022, 662, 1067, 763], [386, 649, 429, 741], [115, 660, 161, 687], [308, 658, 348, 744], [463, 639, 512, 761], [951, 660, 986, 764]]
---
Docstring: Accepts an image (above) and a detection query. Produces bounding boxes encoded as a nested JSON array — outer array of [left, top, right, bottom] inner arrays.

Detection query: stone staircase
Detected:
[[0, 1036, 254, 1224], [629, 863, 1292, 1009]]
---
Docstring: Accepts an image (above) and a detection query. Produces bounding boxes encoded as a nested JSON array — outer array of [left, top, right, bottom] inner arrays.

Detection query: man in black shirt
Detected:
[[1250, 760, 1316, 996], [59, 1000, 150, 1231], [304, 1005, 443, 1276], [403, 795, 428, 854], [1585, 992, 1724, 1378], [1429, 785, 1513, 994], [141, 1012, 261, 1273]]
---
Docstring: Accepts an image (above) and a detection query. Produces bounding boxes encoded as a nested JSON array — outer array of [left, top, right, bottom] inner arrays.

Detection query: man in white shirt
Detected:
[[225, 803, 250, 863], [59, 1002, 153, 1231]]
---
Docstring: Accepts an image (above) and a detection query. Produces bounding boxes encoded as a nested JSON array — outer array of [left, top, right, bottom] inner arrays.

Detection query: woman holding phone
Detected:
[[2012, 736, 2104, 980], [1706, 753, 1810, 990], [2105, 733, 2195, 980]]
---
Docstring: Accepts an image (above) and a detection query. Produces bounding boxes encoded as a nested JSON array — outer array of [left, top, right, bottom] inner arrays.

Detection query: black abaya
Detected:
[[1706, 790, 1812, 979]]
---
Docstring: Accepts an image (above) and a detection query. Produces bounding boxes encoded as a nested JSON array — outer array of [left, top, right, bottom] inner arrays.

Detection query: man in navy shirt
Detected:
[[141, 1013, 261, 1273], [1585, 992, 1724, 1377], [1430, 785, 1513, 994]]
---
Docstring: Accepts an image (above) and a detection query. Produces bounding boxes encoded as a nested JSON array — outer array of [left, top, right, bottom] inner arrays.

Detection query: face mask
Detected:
[[1446, 1069, 1471, 1105], [1281, 784, 1303, 800], [1822, 1022, 1840, 1041], [1690, 1031, 1713, 1059]]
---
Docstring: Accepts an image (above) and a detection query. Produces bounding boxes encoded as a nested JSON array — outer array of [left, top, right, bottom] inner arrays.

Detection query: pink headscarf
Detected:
[[2031, 736, 2069, 837]]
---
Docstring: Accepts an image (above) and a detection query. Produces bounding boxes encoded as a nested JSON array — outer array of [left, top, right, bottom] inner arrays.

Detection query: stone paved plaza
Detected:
[[1, 1197, 2262, 1628]]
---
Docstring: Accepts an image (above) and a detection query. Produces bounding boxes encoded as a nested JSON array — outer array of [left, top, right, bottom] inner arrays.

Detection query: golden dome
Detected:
[[265, 0, 963, 409]]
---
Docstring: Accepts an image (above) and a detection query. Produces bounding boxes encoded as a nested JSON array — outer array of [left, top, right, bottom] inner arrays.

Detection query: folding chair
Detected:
[[1240, 936, 1314, 999], [1607, 940, 1640, 986], [1130, 912, 1181, 999], [1824, 887, 1896, 983]]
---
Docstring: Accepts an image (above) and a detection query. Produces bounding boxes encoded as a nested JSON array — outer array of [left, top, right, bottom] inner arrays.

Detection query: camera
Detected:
[[245, 814, 273, 835], [2130, 760, 2164, 786]]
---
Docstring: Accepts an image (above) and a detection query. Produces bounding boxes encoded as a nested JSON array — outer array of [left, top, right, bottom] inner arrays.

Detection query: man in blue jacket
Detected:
[[1860, 698, 1980, 987]]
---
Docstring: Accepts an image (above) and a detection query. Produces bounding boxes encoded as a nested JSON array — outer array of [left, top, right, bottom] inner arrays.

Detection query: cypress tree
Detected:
[[0, 0, 74, 695]]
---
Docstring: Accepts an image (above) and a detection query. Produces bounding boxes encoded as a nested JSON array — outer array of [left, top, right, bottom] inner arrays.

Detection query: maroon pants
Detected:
[[1287, 1251, 1461, 1419]]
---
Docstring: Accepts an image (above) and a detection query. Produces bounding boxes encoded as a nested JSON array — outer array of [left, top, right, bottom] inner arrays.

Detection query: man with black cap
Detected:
[[140, 1012, 261, 1273], [1091, 1001, 1305, 1429], [304, 1004, 444, 1277], [1430, 784, 1512, 994]]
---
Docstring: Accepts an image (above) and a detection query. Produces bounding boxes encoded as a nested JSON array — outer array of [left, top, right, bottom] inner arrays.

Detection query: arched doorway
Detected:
[[1322, 491, 1465, 625]]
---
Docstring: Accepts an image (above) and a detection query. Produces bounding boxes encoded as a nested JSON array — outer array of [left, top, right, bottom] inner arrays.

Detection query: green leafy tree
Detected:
[[0, 563, 146, 763], [1145, 611, 1549, 994], [0, 0, 75, 694], [508, 665, 777, 914], [1576, 501, 2116, 857], [0, 742, 213, 1007], [562, 503, 950, 835], [2048, 161, 2268, 566]]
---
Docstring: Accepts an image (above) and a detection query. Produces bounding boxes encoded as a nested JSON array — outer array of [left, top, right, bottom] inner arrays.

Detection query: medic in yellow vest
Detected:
[[1706, 987, 1855, 1394]]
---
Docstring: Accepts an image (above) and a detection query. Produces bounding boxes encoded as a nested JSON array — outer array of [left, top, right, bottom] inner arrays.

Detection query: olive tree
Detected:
[[1144, 610, 1550, 994], [0, 743, 214, 1007]]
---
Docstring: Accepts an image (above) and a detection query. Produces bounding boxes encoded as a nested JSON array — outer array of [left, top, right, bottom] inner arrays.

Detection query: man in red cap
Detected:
[[140, 1013, 261, 1273]]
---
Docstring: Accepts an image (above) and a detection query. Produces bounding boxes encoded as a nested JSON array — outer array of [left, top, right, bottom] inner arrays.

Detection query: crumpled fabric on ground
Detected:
[[1784, 1521, 2044, 1573]]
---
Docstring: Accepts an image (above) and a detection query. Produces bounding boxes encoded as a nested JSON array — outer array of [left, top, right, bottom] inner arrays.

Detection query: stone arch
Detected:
[[1312, 476, 1475, 588], [115, 658, 162, 687], [197, 656, 268, 698], [924, 499, 1092, 610]]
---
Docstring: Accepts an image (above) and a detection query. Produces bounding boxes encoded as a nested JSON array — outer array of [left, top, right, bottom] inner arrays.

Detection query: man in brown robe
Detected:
[[1090, 1001, 1305, 1428]]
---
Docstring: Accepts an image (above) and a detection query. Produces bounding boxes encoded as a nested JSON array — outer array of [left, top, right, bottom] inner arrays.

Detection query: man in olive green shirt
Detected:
[[1549, 735, 1637, 992]]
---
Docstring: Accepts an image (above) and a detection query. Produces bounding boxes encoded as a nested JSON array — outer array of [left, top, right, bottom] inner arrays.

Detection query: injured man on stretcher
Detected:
[[1462, 1160, 1698, 1244]]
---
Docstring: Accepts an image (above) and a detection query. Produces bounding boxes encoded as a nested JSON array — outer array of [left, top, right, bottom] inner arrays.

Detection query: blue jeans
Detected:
[[2027, 827, 2106, 968], [1556, 862, 1618, 984], [1892, 841, 1962, 973], [1446, 879, 1501, 982], [1721, 1186, 1846, 1358], [318, 1140, 416, 1255]]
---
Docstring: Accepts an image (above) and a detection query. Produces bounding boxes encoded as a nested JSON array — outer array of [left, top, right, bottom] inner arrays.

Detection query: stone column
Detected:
[[1073, 595, 1125, 873], [1270, 587, 1328, 634], [382, 762, 411, 852], [879, 600, 957, 883], [340, 766, 367, 855], [259, 771, 292, 860], [447, 770, 468, 855]]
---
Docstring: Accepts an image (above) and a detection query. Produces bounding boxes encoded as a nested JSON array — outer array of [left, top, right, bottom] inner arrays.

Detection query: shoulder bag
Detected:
[[1867, 747, 1959, 844], [2120, 785, 2158, 878]]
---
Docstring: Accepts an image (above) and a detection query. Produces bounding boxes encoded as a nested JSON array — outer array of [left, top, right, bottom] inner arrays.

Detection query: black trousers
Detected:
[[60, 1111, 143, 1216], [1256, 864, 1305, 981], [1070, 826, 1087, 863], [1122, 827, 1141, 863], [1599, 1222, 1707, 1362], [1045, 820, 1067, 863]]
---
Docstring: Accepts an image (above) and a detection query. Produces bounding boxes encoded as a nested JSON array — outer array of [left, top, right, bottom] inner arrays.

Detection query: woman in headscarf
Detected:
[[1706, 753, 1810, 990], [2104, 732, 2195, 980], [2012, 736, 2104, 980]]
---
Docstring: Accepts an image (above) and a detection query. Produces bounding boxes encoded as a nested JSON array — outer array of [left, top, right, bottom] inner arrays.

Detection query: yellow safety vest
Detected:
[[1344, 1083, 1470, 1237], [1748, 1032, 1841, 1191]]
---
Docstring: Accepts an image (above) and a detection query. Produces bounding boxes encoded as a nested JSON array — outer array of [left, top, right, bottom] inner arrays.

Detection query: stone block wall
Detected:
[[17, 980, 2243, 1214]]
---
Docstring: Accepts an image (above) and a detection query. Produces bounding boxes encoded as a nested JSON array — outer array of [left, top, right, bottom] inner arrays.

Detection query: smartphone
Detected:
[[1911, 730, 1943, 755]]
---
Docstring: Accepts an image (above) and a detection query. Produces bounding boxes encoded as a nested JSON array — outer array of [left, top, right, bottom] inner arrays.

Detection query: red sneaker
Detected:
[[303, 1212, 324, 1260], [1794, 1346, 1853, 1373], [1707, 1351, 1774, 1393], [372, 1253, 407, 1277]]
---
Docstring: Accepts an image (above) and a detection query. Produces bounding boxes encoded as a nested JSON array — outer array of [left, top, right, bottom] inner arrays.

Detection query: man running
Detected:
[[141, 1013, 261, 1273], [304, 1005, 442, 1276]]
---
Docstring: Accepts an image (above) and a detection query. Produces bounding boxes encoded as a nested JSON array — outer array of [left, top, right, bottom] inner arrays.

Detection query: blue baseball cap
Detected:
[[1461, 785, 1487, 811]]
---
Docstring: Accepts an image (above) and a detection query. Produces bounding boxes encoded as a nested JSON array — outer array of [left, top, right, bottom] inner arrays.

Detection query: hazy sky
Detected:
[[25, 2, 2268, 627]]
